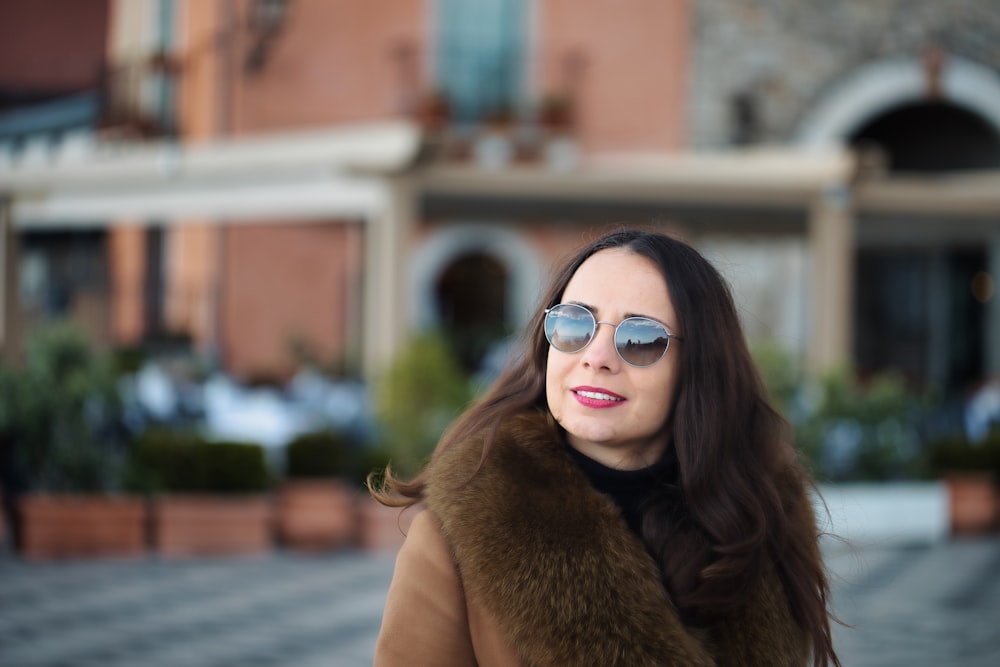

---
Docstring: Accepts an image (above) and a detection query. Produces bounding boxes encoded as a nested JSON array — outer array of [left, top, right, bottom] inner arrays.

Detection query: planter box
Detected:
[[277, 479, 357, 551], [153, 495, 275, 557], [18, 494, 148, 560], [356, 496, 418, 551], [946, 473, 999, 536]]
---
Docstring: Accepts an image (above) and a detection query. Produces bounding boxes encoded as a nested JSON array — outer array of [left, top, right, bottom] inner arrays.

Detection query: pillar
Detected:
[[0, 197, 21, 363], [362, 175, 415, 381], [807, 183, 855, 375]]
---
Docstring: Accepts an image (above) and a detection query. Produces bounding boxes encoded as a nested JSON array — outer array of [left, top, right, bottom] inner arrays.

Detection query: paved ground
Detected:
[[826, 536, 1000, 667], [0, 549, 396, 667], [1, 537, 998, 667]]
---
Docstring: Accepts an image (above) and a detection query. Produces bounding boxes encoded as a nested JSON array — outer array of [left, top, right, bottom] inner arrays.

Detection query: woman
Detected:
[[371, 229, 840, 666]]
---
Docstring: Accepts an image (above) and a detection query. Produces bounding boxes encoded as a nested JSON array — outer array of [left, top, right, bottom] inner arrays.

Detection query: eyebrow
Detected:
[[566, 300, 675, 330]]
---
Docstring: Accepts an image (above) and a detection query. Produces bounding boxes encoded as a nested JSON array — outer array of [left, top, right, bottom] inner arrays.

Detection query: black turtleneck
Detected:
[[566, 444, 679, 537]]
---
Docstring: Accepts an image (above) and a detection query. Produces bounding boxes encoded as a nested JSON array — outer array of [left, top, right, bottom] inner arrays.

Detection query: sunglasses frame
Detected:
[[543, 303, 682, 367]]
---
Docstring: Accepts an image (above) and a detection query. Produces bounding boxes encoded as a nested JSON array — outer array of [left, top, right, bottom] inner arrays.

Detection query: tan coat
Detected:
[[374, 411, 809, 666]]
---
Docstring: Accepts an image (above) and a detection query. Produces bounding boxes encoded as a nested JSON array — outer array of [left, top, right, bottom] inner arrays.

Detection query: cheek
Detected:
[[650, 367, 680, 414], [544, 354, 565, 414]]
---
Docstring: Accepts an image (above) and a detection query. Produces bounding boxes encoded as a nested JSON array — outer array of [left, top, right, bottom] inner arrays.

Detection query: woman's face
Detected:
[[545, 248, 682, 470]]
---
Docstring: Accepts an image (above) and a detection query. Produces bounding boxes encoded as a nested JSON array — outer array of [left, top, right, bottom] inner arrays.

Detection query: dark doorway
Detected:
[[435, 251, 508, 372], [850, 102, 1000, 172], [850, 99, 998, 393], [854, 247, 987, 391]]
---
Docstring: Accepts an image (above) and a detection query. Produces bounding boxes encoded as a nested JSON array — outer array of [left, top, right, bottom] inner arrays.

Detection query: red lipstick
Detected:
[[571, 386, 625, 408]]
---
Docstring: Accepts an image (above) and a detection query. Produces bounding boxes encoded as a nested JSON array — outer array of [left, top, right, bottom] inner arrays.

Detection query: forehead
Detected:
[[562, 248, 674, 319]]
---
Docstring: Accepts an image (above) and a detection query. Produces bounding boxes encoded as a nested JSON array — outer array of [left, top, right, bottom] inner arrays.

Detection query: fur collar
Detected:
[[425, 411, 716, 666]]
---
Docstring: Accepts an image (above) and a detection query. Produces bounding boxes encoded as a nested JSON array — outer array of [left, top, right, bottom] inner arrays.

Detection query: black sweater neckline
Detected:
[[566, 443, 678, 536]]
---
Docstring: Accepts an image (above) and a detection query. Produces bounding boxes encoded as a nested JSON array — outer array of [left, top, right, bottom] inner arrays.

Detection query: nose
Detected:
[[580, 321, 621, 370]]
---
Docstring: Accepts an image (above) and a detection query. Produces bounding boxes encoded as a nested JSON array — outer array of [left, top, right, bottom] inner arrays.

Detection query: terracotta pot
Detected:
[[356, 496, 418, 552], [18, 494, 148, 560], [153, 495, 275, 557], [277, 479, 358, 551], [946, 472, 999, 536]]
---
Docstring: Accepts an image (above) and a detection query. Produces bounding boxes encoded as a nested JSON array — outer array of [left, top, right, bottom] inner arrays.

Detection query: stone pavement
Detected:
[[826, 536, 1000, 667], [1, 537, 998, 667], [0, 549, 396, 667]]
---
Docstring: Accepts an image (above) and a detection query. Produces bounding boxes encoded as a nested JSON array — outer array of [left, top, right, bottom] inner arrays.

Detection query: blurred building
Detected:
[[1, 0, 998, 396]]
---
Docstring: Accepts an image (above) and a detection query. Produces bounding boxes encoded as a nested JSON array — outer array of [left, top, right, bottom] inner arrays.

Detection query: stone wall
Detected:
[[689, 0, 1000, 148]]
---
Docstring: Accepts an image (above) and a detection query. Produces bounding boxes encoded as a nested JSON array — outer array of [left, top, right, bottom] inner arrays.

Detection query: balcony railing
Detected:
[[98, 52, 180, 140]]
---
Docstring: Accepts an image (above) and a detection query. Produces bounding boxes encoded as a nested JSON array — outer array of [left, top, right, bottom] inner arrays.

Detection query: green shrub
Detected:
[[926, 432, 1000, 480], [0, 320, 124, 493], [375, 331, 472, 478], [128, 429, 271, 494], [749, 339, 801, 416], [284, 430, 351, 479], [793, 367, 931, 481]]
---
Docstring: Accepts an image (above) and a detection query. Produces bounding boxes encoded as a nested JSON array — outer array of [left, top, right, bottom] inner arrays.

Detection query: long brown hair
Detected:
[[372, 227, 839, 667]]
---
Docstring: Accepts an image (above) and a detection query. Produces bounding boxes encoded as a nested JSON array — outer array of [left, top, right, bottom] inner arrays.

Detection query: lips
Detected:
[[572, 386, 625, 408]]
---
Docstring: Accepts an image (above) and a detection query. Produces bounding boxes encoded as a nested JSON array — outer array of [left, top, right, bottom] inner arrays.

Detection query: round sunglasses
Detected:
[[543, 303, 681, 367]]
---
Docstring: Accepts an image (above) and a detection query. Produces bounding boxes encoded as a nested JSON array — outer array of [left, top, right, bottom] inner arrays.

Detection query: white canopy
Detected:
[[1, 120, 422, 226]]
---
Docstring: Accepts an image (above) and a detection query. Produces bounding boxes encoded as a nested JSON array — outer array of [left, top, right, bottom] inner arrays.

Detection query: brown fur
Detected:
[[424, 410, 808, 667]]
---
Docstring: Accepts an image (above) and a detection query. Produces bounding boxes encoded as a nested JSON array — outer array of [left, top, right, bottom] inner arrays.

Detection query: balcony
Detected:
[[97, 51, 180, 141]]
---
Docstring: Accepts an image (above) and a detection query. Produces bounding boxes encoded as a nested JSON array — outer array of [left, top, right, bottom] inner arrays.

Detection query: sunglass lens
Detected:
[[545, 304, 595, 353], [615, 317, 670, 366]]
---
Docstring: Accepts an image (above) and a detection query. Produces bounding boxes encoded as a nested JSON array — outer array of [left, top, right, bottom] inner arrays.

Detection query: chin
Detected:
[[566, 423, 620, 447]]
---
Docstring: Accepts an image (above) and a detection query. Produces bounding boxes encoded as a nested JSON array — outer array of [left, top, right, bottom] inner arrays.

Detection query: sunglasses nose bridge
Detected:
[[589, 320, 624, 360]]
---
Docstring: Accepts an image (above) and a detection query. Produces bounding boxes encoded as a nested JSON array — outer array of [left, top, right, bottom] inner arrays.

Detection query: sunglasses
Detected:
[[543, 303, 681, 367]]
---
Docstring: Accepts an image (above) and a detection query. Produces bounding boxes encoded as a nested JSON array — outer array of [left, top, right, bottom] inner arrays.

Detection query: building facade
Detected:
[[2, 0, 999, 399]]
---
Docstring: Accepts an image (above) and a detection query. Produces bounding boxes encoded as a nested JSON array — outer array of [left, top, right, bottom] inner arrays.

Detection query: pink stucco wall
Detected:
[[221, 222, 364, 381], [537, 0, 690, 153], [164, 0, 693, 377], [230, 0, 426, 132], [0, 0, 110, 101]]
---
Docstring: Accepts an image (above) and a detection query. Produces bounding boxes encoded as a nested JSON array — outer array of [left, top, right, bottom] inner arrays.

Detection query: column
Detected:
[[807, 182, 855, 375], [362, 175, 416, 381], [0, 197, 21, 363]]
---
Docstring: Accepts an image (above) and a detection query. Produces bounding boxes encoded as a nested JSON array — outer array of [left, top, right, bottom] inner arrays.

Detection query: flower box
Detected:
[[153, 495, 275, 557], [19, 494, 147, 559], [277, 479, 357, 551], [946, 472, 999, 536]]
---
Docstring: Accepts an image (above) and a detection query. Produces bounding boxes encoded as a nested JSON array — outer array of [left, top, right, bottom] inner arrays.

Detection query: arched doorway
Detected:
[[847, 100, 1000, 390], [435, 251, 509, 373], [408, 224, 544, 376], [797, 55, 1000, 391]]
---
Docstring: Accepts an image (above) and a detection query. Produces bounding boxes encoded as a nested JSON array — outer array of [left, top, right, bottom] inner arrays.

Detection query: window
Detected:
[[435, 0, 526, 123]]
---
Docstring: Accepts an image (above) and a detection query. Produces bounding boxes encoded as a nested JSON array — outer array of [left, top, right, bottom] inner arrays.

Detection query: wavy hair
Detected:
[[372, 228, 839, 667]]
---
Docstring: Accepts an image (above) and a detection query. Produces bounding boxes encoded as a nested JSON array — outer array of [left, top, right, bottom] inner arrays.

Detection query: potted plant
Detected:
[[0, 321, 146, 559], [537, 92, 574, 133], [128, 429, 275, 556], [413, 88, 451, 132], [536, 91, 579, 171], [473, 103, 517, 169], [926, 433, 1000, 536], [277, 429, 358, 551]]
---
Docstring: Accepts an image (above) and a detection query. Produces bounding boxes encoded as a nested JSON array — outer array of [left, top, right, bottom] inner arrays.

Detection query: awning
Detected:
[[1, 120, 421, 226]]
